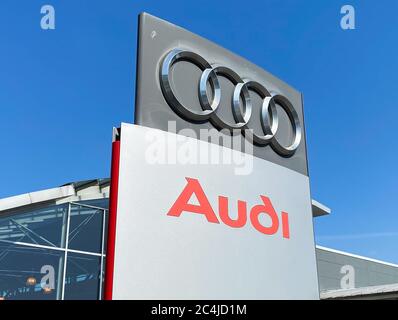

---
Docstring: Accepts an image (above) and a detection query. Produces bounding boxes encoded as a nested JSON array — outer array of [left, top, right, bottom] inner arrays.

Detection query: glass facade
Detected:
[[0, 199, 108, 300]]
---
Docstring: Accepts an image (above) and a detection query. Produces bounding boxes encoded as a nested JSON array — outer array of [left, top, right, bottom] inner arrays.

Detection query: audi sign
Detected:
[[104, 13, 319, 300]]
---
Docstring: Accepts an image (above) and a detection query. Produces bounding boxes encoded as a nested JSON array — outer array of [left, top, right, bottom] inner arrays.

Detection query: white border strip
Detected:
[[321, 282, 398, 299], [311, 200, 331, 215]]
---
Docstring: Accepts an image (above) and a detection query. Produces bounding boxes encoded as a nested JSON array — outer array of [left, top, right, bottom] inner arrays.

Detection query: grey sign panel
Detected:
[[134, 13, 309, 176]]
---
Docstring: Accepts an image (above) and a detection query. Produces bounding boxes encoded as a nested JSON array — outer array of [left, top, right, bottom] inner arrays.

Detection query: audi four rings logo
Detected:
[[159, 49, 302, 157]]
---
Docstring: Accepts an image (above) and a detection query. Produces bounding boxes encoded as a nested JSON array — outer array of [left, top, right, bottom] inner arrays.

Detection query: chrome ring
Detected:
[[160, 49, 219, 122], [159, 49, 303, 157]]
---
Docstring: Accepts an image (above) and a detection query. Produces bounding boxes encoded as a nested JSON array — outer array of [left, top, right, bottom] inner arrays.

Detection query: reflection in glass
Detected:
[[68, 205, 104, 254], [77, 199, 108, 210], [64, 252, 101, 300], [0, 243, 62, 300], [0, 205, 67, 248]]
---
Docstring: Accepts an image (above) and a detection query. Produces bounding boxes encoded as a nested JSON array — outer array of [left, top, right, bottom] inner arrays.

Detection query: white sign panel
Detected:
[[109, 123, 319, 299]]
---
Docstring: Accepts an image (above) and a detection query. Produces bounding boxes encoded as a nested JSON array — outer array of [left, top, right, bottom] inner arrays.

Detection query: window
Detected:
[[0, 201, 107, 300]]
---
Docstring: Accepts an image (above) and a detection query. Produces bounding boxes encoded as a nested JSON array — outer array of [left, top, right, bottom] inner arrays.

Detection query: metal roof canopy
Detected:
[[0, 179, 110, 214], [312, 200, 331, 217]]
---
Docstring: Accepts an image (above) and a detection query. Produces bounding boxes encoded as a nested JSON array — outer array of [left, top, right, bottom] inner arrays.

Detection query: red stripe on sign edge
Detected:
[[104, 140, 121, 300]]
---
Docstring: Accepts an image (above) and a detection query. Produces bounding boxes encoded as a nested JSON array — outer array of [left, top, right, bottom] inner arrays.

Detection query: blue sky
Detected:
[[1, 0, 397, 263]]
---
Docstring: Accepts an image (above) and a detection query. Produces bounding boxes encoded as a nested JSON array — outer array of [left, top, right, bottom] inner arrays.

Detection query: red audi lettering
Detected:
[[167, 177, 290, 239], [167, 177, 219, 224], [250, 196, 279, 236], [218, 196, 247, 228], [281, 212, 290, 239]]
